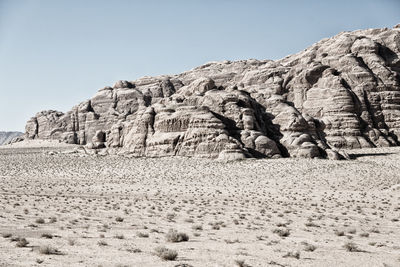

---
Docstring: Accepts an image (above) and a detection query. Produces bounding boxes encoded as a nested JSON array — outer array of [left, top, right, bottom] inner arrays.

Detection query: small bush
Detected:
[[137, 232, 149, 238], [304, 243, 317, 252], [127, 247, 142, 253], [41, 233, 53, 239], [10, 236, 21, 242], [39, 245, 61, 255], [359, 232, 369, 238], [334, 230, 345, 236], [2, 233, 12, 238], [154, 246, 178, 261], [191, 224, 203, 231], [343, 242, 361, 252], [165, 229, 189, 243], [370, 228, 380, 233], [225, 238, 240, 244], [114, 234, 124, 239], [305, 222, 320, 228], [283, 251, 300, 259], [272, 228, 290, 237], [347, 228, 357, 234], [35, 218, 45, 224], [234, 259, 251, 267], [16, 238, 29, 247], [97, 240, 108, 246], [212, 224, 220, 230], [276, 222, 287, 227], [68, 239, 76, 246], [115, 217, 124, 222]]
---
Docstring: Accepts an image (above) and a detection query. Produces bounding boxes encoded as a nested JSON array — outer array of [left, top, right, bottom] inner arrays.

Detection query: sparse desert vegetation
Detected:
[[154, 246, 178, 261], [0, 144, 400, 266]]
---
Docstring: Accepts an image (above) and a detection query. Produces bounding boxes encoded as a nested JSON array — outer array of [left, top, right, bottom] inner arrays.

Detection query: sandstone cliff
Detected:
[[25, 26, 400, 159]]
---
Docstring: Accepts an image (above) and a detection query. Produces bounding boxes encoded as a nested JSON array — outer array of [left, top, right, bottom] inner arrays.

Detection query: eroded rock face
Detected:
[[25, 26, 400, 159], [0, 132, 23, 145]]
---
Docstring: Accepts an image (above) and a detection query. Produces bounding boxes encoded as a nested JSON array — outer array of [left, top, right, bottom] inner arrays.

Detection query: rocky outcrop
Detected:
[[25, 26, 400, 159], [0, 132, 23, 145]]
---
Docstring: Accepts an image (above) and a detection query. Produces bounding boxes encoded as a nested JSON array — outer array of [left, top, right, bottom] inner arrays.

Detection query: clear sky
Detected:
[[1, 0, 399, 131]]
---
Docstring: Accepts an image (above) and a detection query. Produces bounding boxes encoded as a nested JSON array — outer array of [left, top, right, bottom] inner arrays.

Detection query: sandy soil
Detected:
[[0, 144, 399, 267], [1, 139, 79, 149]]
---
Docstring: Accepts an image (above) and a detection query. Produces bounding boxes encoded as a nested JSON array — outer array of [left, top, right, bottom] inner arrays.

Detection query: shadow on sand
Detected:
[[348, 152, 396, 159]]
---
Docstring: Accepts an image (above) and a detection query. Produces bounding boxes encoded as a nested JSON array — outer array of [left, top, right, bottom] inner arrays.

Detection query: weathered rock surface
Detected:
[[25, 26, 400, 159], [0, 131, 23, 145]]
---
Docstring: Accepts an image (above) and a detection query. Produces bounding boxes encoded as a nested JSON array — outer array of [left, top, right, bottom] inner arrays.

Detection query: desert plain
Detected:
[[0, 141, 399, 267]]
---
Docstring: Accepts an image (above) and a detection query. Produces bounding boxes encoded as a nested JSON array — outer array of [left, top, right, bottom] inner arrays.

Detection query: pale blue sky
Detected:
[[1, 0, 399, 131]]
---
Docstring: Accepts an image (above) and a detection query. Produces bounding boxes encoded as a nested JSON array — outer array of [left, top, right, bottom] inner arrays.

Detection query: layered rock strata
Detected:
[[25, 26, 400, 159]]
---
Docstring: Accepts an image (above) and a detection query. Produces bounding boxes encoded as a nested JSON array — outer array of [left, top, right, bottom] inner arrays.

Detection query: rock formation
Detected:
[[25, 26, 400, 159], [0, 132, 23, 145]]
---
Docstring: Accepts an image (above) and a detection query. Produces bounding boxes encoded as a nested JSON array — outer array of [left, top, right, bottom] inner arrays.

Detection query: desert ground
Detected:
[[0, 142, 399, 267]]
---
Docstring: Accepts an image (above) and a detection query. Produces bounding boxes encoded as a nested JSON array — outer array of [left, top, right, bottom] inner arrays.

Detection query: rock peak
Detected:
[[25, 27, 400, 159]]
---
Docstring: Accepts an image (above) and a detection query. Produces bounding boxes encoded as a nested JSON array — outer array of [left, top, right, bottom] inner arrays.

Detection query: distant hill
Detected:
[[0, 132, 23, 145]]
